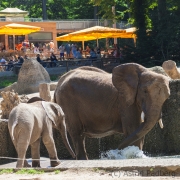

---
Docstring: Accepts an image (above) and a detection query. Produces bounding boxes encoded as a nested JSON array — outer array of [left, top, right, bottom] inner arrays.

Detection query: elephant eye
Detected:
[[144, 89, 148, 93]]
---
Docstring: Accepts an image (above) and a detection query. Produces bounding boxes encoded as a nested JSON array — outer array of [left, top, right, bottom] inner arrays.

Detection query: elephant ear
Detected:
[[112, 63, 143, 106], [42, 101, 64, 126]]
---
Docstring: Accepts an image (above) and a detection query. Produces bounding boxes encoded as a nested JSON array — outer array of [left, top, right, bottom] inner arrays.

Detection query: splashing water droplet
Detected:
[[100, 146, 148, 160]]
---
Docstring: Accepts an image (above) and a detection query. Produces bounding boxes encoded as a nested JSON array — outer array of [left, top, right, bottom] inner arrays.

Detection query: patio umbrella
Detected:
[[56, 26, 135, 49], [0, 23, 41, 50], [56, 33, 105, 50]]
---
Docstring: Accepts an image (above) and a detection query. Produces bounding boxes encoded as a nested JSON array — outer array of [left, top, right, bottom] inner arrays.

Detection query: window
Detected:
[[28, 32, 52, 40]]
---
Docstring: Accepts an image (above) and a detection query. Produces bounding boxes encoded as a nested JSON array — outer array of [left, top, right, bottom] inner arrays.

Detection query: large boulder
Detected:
[[148, 66, 169, 77], [0, 90, 29, 119], [162, 60, 180, 79], [0, 58, 51, 94]]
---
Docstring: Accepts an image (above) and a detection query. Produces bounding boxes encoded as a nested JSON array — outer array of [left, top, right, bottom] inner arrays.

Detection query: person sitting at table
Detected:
[[75, 48, 83, 59], [6, 56, 15, 71], [50, 52, 58, 67], [0, 56, 7, 65], [17, 56, 24, 64], [96, 48, 101, 59], [86, 45, 91, 53], [113, 45, 120, 58], [89, 48, 97, 59], [37, 54, 46, 67], [0, 56, 7, 71]]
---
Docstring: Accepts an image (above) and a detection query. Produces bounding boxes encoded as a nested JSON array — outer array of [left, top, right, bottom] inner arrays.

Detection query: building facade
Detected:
[[0, 21, 57, 51]]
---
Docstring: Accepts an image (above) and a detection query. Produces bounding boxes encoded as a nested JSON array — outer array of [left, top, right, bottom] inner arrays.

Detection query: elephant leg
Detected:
[[16, 141, 30, 168], [12, 139, 31, 168], [42, 127, 60, 167], [31, 138, 41, 167], [133, 136, 145, 150], [69, 132, 87, 160]]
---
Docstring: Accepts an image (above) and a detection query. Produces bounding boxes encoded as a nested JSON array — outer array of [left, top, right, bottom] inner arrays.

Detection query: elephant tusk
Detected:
[[159, 118, 164, 129], [141, 111, 145, 122], [141, 111, 163, 128]]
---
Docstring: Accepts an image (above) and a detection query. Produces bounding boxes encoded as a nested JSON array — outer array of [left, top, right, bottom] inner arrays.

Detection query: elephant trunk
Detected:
[[118, 109, 160, 150], [60, 118, 76, 158]]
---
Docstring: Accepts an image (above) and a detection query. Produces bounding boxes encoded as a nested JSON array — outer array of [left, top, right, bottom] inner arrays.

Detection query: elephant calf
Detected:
[[8, 97, 75, 168]]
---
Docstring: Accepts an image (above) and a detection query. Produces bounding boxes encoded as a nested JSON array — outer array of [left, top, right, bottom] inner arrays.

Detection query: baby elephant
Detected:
[[8, 97, 75, 168]]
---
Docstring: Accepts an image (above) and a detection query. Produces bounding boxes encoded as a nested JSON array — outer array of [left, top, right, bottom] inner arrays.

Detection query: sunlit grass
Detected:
[[54, 170, 61, 174], [0, 76, 18, 88], [0, 75, 60, 88], [15, 168, 44, 174], [0, 169, 13, 174]]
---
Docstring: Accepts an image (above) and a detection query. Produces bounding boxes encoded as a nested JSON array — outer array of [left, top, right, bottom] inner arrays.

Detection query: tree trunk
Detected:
[[132, 0, 148, 53], [157, 0, 168, 59]]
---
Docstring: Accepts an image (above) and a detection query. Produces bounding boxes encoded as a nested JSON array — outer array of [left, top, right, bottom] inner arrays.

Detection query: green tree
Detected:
[[0, 0, 95, 19]]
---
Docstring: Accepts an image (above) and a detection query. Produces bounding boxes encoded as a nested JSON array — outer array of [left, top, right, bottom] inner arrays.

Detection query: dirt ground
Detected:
[[0, 168, 179, 180]]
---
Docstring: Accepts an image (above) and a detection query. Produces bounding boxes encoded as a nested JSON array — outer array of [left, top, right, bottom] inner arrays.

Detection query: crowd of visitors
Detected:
[[0, 55, 25, 71], [0, 39, 127, 72], [57, 43, 125, 60], [15, 40, 55, 54]]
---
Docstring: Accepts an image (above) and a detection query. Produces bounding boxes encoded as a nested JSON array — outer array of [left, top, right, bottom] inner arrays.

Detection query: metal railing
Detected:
[[56, 20, 132, 30], [0, 17, 43, 22], [1, 57, 121, 74]]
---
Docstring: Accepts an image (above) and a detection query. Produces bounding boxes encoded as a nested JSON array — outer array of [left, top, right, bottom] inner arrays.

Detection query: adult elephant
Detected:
[[54, 63, 170, 160]]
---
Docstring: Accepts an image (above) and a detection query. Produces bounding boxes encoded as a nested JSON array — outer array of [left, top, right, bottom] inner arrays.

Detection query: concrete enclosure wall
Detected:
[[0, 80, 179, 164]]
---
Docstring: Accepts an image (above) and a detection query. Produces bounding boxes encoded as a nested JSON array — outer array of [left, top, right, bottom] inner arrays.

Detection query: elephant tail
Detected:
[[11, 118, 18, 141]]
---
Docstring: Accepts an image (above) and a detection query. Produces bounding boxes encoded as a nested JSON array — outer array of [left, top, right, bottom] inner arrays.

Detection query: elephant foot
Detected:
[[76, 154, 88, 160], [24, 160, 31, 168], [50, 158, 61, 167], [32, 160, 41, 168]]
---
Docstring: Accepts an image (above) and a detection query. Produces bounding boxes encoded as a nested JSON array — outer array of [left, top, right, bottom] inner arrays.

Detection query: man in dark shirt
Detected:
[[17, 56, 24, 64], [36, 54, 46, 67], [50, 53, 58, 67]]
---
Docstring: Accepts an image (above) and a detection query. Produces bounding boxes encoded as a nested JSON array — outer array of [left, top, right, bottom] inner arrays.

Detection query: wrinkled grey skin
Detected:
[[8, 98, 75, 168], [54, 63, 170, 160]]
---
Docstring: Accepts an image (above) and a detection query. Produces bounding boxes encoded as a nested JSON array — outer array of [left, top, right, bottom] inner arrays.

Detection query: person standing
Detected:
[[22, 40, 27, 52], [49, 40, 54, 52], [71, 44, 77, 58], [65, 43, 71, 59], [59, 44, 65, 60]]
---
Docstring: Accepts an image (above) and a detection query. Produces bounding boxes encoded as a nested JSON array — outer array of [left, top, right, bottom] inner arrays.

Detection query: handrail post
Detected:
[[66, 61, 69, 72]]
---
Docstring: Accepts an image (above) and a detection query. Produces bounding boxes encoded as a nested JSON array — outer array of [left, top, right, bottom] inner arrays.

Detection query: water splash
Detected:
[[100, 146, 148, 160]]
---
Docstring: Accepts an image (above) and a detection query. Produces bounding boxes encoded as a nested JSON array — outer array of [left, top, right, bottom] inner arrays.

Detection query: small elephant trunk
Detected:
[[60, 118, 76, 158], [118, 112, 160, 150]]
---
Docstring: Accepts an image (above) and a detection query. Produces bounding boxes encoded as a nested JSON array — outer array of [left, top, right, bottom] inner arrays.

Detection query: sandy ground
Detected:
[[0, 168, 179, 180]]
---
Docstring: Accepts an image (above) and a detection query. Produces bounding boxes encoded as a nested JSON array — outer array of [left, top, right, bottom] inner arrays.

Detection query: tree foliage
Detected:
[[91, 0, 180, 65], [0, 0, 95, 19]]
